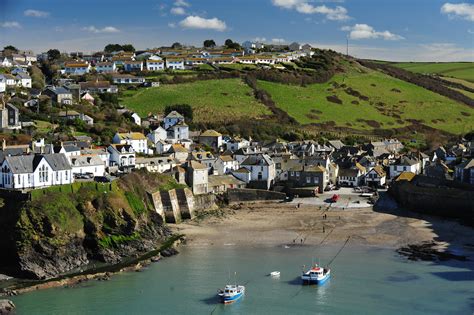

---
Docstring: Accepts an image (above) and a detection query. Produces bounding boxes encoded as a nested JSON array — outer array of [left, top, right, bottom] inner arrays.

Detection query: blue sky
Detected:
[[0, 0, 473, 61]]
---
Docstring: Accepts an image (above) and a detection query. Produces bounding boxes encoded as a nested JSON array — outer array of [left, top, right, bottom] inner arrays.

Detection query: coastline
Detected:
[[173, 200, 474, 254], [3, 198, 473, 296], [0, 235, 184, 296]]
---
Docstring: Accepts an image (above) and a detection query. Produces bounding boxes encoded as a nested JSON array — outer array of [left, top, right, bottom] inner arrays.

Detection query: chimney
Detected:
[[2, 139, 6, 150]]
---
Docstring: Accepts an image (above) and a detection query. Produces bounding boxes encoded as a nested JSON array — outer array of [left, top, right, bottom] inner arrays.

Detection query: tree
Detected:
[[224, 39, 240, 50], [121, 44, 135, 52], [3, 45, 18, 53], [47, 49, 61, 61], [104, 44, 123, 53], [203, 39, 216, 48], [171, 42, 182, 49]]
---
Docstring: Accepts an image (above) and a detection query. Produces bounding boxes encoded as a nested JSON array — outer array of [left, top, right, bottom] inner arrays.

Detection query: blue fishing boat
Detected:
[[217, 284, 245, 304], [301, 264, 331, 284]]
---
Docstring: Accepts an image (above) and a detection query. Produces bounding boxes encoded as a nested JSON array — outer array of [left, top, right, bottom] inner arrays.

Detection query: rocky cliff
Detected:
[[0, 171, 183, 280]]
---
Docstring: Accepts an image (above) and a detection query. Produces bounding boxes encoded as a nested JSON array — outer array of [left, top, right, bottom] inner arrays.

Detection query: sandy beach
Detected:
[[173, 195, 474, 252]]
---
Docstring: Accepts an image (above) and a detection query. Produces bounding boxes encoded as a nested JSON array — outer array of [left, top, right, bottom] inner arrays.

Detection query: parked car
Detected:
[[94, 176, 111, 183], [75, 172, 93, 179]]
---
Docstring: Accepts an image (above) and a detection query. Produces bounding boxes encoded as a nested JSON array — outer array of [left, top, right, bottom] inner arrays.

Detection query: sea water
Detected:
[[11, 245, 474, 314]]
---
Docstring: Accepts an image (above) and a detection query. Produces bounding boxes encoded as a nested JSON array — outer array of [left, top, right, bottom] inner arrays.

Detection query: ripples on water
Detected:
[[11, 245, 474, 315]]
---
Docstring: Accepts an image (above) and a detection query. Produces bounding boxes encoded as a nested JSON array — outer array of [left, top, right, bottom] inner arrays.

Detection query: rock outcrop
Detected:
[[0, 300, 15, 314], [0, 171, 176, 280]]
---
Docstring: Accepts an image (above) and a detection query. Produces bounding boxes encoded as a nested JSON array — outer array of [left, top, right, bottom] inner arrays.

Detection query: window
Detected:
[[56, 171, 59, 181], [306, 177, 311, 184], [39, 165, 48, 182]]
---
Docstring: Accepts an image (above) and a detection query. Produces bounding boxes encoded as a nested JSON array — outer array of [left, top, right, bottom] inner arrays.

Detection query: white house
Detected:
[[70, 155, 105, 177], [155, 140, 172, 155], [123, 61, 143, 72], [226, 137, 250, 151], [107, 144, 136, 169], [146, 60, 165, 71], [165, 58, 185, 70], [1, 57, 13, 68], [95, 62, 116, 73], [240, 154, 276, 189], [112, 132, 149, 155], [112, 74, 145, 84], [131, 113, 141, 126], [364, 165, 386, 188], [0, 154, 73, 189], [147, 126, 167, 144], [164, 111, 184, 129], [15, 72, 32, 88], [389, 156, 421, 179], [338, 164, 366, 187], [213, 155, 239, 175], [135, 157, 175, 173], [64, 62, 91, 75], [80, 148, 110, 167], [0, 74, 16, 87]]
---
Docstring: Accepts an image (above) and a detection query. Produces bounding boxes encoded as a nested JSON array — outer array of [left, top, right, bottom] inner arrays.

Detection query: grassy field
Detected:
[[217, 63, 257, 71], [121, 78, 271, 123], [257, 69, 474, 134], [391, 62, 474, 82]]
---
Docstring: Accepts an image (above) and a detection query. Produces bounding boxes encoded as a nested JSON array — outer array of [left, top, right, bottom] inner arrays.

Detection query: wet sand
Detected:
[[173, 200, 474, 252]]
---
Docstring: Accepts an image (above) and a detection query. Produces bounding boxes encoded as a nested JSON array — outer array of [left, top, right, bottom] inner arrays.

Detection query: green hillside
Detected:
[[390, 62, 474, 82], [257, 68, 474, 134], [121, 78, 270, 123]]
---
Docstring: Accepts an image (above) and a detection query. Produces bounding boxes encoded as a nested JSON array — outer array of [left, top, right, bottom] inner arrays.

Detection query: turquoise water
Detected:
[[11, 245, 474, 314]]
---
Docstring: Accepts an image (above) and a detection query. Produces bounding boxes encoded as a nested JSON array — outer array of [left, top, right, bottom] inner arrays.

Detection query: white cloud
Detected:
[[0, 21, 21, 28], [82, 26, 120, 33], [253, 37, 267, 42], [441, 3, 474, 21], [24, 9, 50, 18], [314, 42, 474, 62], [272, 0, 350, 21], [468, 29, 474, 34], [171, 7, 186, 15], [343, 24, 404, 40], [272, 38, 286, 43], [175, 0, 190, 7], [168, 22, 176, 28], [179, 16, 227, 31]]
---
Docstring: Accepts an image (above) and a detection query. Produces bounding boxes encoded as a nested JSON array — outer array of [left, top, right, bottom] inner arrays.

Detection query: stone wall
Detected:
[[227, 188, 286, 204], [389, 179, 474, 225], [149, 188, 217, 223]]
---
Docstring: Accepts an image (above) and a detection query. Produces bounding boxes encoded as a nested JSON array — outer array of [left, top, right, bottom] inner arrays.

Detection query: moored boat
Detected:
[[301, 264, 330, 284], [217, 284, 245, 304], [270, 271, 280, 277]]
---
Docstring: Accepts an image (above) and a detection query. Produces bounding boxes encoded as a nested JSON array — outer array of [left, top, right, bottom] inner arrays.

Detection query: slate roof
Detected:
[[70, 155, 103, 167], [241, 154, 274, 166], [165, 111, 184, 119], [4, 155, 39, 174], [43, 154, 72, 171]]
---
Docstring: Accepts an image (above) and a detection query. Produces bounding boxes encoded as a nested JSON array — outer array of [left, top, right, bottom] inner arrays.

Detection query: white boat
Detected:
[[217, 284, 245, 304], [270, 271, 280, 277], [301, 264, 331, 284]]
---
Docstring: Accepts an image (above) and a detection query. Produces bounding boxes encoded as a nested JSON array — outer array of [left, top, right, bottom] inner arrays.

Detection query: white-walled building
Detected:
[[112, 132, 149, 155], [0, 154, 73, 189], [107, 144, 136, 169], [70, 155, 105, 177], [240, 154, 276, 189], [146, 60, 165, 71]]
